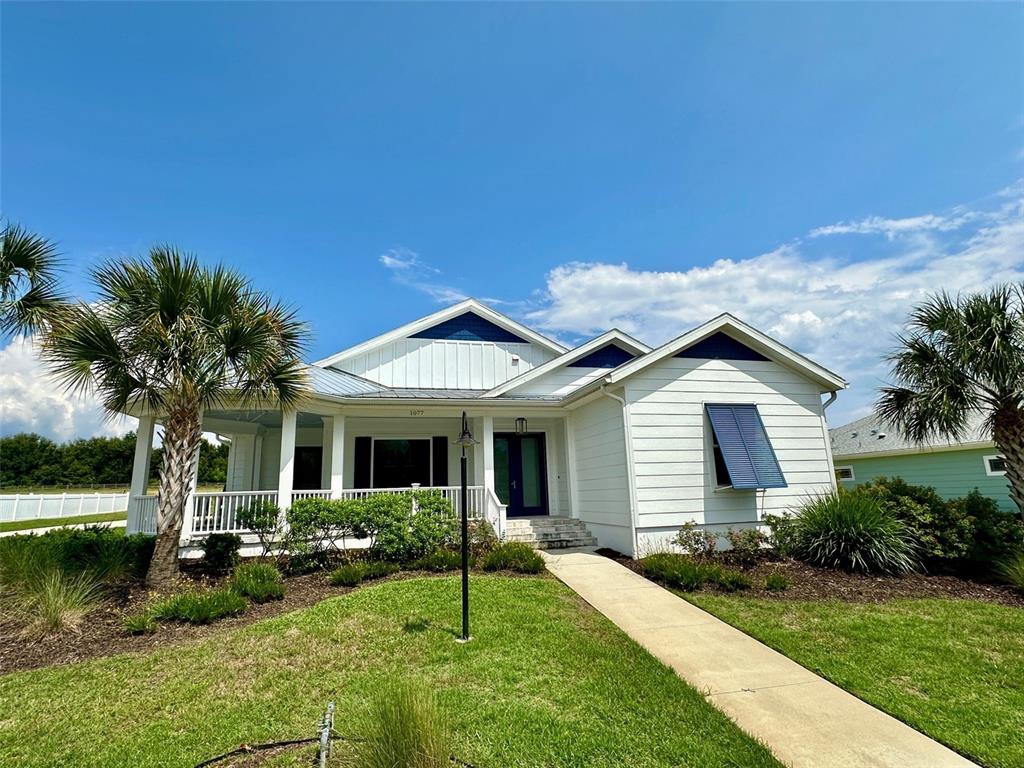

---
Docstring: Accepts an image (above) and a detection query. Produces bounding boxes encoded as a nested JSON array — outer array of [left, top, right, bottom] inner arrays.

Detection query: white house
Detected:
[[125, 299, 846, 556]]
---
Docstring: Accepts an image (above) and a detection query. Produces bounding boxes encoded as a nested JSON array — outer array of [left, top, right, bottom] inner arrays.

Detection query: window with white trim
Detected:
[[984, 455, 1007, 476], [835, 465, 855, 482]]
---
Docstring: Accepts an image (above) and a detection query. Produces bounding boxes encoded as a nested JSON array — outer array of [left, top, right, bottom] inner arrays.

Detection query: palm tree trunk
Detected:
[[993, 407, 1024, 515], [145, 402, 203, 589]]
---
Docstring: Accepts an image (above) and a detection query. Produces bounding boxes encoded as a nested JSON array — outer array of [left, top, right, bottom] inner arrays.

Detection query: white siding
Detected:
[[625, 356, 834, 552], [504, 366, 607, 398], [334, 338, 556, 389], [568, 395, 633, 554]]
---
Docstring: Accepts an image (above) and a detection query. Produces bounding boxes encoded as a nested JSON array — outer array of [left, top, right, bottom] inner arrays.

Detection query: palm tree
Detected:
[[43, 247, 310, 587], [0, 222, 65, 337], [878, 284, 1024, 513]]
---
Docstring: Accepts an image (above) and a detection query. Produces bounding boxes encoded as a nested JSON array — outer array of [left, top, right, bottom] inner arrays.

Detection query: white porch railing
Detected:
[[127, 485, 507, 540]]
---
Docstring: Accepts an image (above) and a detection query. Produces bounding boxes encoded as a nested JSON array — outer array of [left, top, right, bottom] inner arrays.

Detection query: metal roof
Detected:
[[829, 411, 992, 458], [305, 366, 387, 397], [341, 387, 489, 400]]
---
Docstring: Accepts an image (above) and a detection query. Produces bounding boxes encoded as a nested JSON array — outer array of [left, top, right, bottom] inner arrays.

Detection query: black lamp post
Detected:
[[454, 411, 478, 643]]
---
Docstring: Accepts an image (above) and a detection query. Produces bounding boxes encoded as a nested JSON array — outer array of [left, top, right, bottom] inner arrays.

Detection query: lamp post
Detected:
[[454, 411, 478, 643]]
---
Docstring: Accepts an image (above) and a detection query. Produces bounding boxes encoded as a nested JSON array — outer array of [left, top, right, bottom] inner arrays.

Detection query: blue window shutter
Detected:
[[705, 404, 787, 489]]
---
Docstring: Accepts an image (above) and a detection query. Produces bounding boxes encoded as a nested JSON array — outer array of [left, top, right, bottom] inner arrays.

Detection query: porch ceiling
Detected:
[[203, 410, 326, 429]]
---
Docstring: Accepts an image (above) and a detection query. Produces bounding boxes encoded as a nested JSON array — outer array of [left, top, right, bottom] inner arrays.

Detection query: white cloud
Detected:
[[378, 247, 465, 303], [808, 210, 982, 239], [0, 336, 136, 440], [527, 188, 1024, 425]]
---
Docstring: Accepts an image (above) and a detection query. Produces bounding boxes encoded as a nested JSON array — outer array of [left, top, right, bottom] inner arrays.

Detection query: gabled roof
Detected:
[[305, 366, 387, 397], [483, 329, 651, 398], [314, 299, 567, 369], [601, 313, 847, 392], [830, 411, 993, 459]]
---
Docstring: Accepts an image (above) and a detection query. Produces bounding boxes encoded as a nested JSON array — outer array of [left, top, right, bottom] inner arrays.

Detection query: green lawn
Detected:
[[0, 576, 780, 768], [0, 511, 127, 533], [689, 595, 1024, 768]]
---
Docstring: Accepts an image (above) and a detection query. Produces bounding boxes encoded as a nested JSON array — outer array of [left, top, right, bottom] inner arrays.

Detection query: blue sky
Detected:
[[2, 2, 1023, 438]]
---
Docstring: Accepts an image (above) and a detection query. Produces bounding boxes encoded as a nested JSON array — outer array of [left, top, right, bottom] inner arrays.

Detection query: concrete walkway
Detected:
[[542, 548, 975, 768]]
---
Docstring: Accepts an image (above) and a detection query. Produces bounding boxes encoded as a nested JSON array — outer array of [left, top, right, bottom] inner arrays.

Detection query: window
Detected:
[[705, 404, 787, 490], [372, 439, 432, 488], [835, 466, 855, 482], [984, 455, 1007, 476]]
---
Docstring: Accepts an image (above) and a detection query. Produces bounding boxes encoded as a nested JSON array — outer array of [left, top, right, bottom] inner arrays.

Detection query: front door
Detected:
[[494, 433, 548, 517]]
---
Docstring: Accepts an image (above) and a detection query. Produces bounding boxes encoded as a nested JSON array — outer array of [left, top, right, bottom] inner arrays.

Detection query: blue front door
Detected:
[[494, 433, 548, 517]]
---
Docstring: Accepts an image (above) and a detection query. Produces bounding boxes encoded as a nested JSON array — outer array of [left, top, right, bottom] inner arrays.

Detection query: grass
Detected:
[[8, 570, 103, 637], [147, 588, 248, 625], [688, 595, 1024, 768], [0, 511, 126, 533], [0, 577, 781, 768], [231, 563, 285, 603], [354, 679, 451, 768]]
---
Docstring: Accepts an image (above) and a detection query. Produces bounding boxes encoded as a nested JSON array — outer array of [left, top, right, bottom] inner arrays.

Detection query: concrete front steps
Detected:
[[504, 516, 597, 550]]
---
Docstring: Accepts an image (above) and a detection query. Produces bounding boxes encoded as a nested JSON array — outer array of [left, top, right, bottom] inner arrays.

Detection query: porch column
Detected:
[[127, 415, 155, 534], [472, 417, 485, 486], [278, 409, 297, 510], [330, 415, 345, 497], [481, 415, 495, 492], [320, 417, 333, 491]]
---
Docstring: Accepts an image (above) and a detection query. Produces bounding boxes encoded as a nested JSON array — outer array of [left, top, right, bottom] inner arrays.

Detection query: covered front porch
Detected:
[[126, 405, 572, 547]]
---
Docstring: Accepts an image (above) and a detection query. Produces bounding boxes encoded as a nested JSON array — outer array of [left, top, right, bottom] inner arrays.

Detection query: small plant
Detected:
[[11, 569, 102, 636], [363, 561, 400, 580], [640, 552, 723, 591], [202, 533, 242, 572], [725, 527, 768, 564], [148, 588, 247, 624], [232, 563, 285, 603], [762, 513, 799, 557], [122, 611, 157, 635], [715, 569, 753, 592], [480, 542, 545, 574], [330, 562, 367, 587], [997, 550, 1024, 593], [793, 492, 920, 575], [466, 519, 500, 557], [237, 500, 285, 559], [672, 522, 718, 557], [764, 573, 789, 592], [411, 550, 462, 572], [354, 679, 452, 768]]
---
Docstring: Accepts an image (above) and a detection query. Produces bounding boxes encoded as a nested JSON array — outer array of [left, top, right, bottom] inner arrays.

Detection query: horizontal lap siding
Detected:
[[569, 396, 632, 552], [625, 357, 834, 532], [839, 448, 1015, 512]]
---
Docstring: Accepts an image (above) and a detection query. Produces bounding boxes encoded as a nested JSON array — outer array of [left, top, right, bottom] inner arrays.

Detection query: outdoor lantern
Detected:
[[514, 417, 528, 435], [454, 412, 477, 643]]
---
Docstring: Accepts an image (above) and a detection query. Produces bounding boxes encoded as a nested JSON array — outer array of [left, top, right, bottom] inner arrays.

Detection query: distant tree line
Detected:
[[0, 432, 229, 489]]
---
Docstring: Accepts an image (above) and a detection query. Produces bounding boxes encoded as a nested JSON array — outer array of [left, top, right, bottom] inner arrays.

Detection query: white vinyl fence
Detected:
[[0, 492, 129, 523]]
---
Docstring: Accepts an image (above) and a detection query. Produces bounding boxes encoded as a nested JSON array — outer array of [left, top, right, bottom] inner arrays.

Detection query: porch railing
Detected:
[[127, 485, 507, 540]]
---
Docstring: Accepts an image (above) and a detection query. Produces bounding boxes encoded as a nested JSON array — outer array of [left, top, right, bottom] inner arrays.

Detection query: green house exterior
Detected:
[[836, 447, 1015, 512]]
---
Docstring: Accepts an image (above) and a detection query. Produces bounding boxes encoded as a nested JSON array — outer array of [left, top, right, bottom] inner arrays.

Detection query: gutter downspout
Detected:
[[600, 383, 641, 558], [820, 391, 839, 491]]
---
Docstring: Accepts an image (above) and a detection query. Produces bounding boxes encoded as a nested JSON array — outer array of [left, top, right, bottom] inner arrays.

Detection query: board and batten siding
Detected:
[[838, 447, 1015, 512], [332, 337, 556, 390], [624, 356, 835, 551], [568, 395, 633, 554]]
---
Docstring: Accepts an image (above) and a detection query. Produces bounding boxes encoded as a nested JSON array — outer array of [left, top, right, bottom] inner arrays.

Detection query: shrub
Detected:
[[330, 562, 367, 587], [411, 550, 462, 572], [466, 519, 499, 557], [11, 569, 102, 637], [793, 492, 919, 574], [202, 533, 242, 572], [762, 513, 799, 557], [953, 491, 1024, 570], [480, 542, 545, 574], [764, 573, 789, 592], [123, 612, 157, 635], [716, 569, 753, 592], [231, 563, 285, 603], [359, 492, 457, 563], [148, 588, 247, 624], [363, 561, 400, 580], [997, 550, 1024, 592], [237, 500, 285, 559], [0, 527, 154, 585], [354, 679, 451, 768], [672, 522, 718, 557], [725, 527, 768, 564], [640, 552, 723, 591]]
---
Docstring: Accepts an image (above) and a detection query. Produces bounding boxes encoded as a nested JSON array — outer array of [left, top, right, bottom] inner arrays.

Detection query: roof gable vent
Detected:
[[675, 331, 771, 362], [409, 311, 530, 344]]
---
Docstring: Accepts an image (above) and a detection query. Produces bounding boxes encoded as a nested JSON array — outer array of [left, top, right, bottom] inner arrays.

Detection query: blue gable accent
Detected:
[[706, 404, 787, 489], [567, 343, 637, 368], [409, 311, 530, 344], [675, 332, 770, 362]]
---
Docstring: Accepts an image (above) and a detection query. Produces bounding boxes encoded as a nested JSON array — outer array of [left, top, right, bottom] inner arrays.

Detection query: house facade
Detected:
[[831, 414, 1015, 512], [125, 299, 846, 555]]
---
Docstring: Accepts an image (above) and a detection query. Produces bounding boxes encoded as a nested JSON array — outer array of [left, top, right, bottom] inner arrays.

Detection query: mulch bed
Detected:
[[0, 567, 450, 677], [596, 548, 1024, 607]]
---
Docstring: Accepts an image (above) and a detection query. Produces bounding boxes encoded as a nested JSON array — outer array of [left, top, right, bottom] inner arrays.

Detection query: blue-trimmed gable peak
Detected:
[[567, 343, 637, 368], [675, 331, 770, 362], [409, 311, 530, 344]]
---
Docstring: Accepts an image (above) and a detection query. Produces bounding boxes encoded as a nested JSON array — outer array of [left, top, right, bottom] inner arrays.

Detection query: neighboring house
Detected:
[[124, 299, 846, 555], [830, 413, 1015, 512]]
